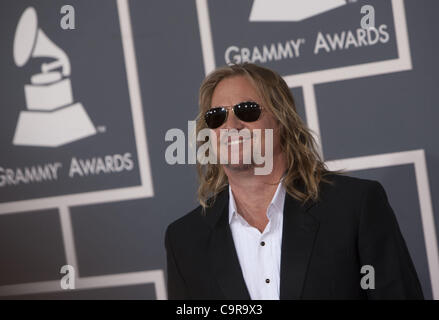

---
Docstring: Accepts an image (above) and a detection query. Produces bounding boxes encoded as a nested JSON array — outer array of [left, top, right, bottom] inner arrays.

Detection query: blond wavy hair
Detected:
[[196, 63, 344, 210]]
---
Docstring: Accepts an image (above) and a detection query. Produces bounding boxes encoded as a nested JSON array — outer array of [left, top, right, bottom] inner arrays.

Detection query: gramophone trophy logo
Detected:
[[12, 7, 96, 147], [249, 0, 347, 21]]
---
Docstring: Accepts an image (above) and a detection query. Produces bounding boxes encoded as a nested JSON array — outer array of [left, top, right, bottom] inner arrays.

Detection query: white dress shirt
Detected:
[[228, 181, 286, 300]]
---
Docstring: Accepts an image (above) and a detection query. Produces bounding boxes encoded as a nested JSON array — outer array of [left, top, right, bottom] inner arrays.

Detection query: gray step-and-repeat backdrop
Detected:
[[0, 0, 438, 299]]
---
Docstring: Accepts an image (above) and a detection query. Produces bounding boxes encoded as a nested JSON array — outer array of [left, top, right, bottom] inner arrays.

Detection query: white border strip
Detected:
[[0, 270, 167, 299], [117, 0, 154, 196], [59, 205, 79, 276], [326, 149, 439, 300], [302, 83, 323, 159], [0, 186, 150, 215], [196, 0, 216, 75]]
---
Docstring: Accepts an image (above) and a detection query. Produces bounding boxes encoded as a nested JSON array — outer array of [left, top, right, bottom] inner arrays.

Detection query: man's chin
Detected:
[[223, 163, 254, 172]]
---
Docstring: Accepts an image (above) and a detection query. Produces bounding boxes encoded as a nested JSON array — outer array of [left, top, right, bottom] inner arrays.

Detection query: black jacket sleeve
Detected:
[[165, 225, 189, 299], [358, 181, 424, 299]]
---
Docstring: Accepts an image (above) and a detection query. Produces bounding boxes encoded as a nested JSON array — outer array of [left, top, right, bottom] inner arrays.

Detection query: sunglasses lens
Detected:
[[205, 107, 227, 129], [234, 102, 261, 122]]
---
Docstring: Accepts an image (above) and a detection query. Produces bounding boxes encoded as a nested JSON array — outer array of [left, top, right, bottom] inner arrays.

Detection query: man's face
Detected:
[[209, 75, 281, 173]]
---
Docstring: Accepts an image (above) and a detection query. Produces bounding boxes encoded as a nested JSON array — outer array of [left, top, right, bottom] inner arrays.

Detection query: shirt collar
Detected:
[[228, 179, 286, 224]]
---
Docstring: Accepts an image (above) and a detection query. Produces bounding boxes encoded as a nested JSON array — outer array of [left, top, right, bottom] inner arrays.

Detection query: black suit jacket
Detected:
[[164, 174, 424, 299]]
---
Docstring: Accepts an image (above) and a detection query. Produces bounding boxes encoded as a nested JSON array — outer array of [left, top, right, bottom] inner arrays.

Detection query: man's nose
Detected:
[[223, 109, 244, 130]]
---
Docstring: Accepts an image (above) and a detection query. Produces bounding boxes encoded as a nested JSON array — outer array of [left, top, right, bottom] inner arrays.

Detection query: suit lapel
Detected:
[[205, 189, 251, 300], [279, 192, 320, 299]]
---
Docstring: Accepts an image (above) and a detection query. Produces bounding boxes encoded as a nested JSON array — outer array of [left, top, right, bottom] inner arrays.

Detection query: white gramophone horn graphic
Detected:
[[249, 0, 347, 22], [13, 7, 96, 147]]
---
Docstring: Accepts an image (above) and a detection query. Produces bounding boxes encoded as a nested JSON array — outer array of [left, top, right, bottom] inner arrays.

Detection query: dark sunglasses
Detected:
[[204, 101, 262, 129]]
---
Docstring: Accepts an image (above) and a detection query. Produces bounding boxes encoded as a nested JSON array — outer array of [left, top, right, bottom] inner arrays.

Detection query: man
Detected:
[[165, 63, 424, 299]]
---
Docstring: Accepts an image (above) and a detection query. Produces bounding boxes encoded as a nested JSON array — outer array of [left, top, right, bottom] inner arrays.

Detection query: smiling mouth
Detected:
[[222, 136, 251, 147]]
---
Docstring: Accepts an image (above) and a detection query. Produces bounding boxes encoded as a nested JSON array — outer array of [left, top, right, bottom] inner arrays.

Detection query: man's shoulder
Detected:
[[312, 173, 386, 213], [321, 172, 382, 196], [310, 173, 389, 231], [166, 203, 205, 236], [164, 204, 207, 253], [166, 188, 228, 236]]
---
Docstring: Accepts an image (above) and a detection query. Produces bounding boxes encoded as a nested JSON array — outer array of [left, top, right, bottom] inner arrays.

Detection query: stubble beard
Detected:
[[223, 163, 254, 172]]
